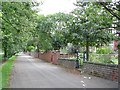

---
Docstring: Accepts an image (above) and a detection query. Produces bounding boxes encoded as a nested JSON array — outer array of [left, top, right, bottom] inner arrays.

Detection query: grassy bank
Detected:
[[0, 55, 17, 89]]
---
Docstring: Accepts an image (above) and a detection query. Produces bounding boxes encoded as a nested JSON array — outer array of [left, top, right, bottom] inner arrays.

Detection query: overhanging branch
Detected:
[[98, 2, 120, 20], [2, 17, 20, 32]]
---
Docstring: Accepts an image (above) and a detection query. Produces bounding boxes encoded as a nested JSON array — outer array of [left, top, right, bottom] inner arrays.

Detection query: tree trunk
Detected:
[[86, 37, 89, 61], [3, 48, 7, 61], [3, 37, 8, 61], [36, 44, 40, 58]]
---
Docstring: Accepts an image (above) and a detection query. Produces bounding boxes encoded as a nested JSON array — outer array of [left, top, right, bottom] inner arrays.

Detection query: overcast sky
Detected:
[[36, 0, 76, 15], [35, 0, 119, 16]]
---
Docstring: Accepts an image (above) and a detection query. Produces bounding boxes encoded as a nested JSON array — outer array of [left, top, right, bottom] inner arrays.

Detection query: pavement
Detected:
[[9, 54, 118, 88]]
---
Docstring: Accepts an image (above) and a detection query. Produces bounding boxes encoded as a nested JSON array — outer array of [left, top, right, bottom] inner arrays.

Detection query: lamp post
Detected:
[[75, 49, 79, 68]]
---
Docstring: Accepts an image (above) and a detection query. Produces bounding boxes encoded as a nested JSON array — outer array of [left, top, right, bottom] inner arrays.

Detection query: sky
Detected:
[[35, 0, 119, 16], [36, 0, 76, 15]]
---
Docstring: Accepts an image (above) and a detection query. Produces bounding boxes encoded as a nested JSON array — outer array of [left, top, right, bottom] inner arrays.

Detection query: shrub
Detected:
[[27, 46, 35, 52], [117, 42, 120, 49], [96, 47, 112, 54]]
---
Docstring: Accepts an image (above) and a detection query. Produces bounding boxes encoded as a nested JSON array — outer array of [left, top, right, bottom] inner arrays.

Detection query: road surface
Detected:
[[9, 54, 118, 88]]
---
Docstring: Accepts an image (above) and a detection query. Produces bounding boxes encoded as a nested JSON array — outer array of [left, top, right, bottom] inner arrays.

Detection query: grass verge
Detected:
[[0, 55, 17, 89]]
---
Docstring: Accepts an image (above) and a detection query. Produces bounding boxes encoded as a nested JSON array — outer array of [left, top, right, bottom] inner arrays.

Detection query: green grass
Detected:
[[0, 55, 16, 89]]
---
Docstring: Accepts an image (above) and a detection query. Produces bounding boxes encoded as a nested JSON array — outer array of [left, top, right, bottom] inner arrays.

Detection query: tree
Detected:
[[35, 13, 73, 51], [46, 13, 73, 50], [2, 2, 38, 60], [66, 1, 115, 61], [35, 15, 53, 51]]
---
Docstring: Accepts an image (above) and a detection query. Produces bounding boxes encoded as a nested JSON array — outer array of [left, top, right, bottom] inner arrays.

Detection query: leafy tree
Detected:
[[35, 15, 53, 51], [35, 13, 73, 51], [47, 13, 73, 50], [2, 2, 38, 60], [66, 1, 115, 61]]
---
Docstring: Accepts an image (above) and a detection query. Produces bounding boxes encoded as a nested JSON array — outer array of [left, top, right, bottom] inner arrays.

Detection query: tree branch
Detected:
[[98, 2, 120, 20], [2, 17, 20, 32]]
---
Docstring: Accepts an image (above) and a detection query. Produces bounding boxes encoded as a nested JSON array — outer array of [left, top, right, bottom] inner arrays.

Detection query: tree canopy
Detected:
[[2, 2, 38, 59], [1, 1, 118, 61]]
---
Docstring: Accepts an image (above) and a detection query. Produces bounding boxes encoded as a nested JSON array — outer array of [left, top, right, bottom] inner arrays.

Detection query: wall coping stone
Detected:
[[58, 58, 76, 61]]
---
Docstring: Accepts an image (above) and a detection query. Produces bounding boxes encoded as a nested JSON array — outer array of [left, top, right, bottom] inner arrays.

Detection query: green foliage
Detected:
[[60, 47, 67, 54], [0, 55, 16, 88], [89, 53, 118, 64], [0, 54, 3, 61], [117, 42, 120, 49], [48, 13, 71, 48], [67, 2, 114, 47], [96, 47, 112, 54], [35, 13, 72, 51], [98, 1, 120, 20], [2, 2, 39, 58], [51, 31, 65, 50], [34, 15, 53, 51], [27, 46, 35, 52], [1, 1, 118, 63]]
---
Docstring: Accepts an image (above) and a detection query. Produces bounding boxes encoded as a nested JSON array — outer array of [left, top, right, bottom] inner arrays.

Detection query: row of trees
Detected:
[[2, 2, 39, 60], [1, 1, 120, 61], [33, 1, 119, 61]]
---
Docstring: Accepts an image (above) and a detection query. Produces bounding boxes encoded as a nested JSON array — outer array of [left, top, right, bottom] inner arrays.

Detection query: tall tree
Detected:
[[2, 2, 38, 60], [47, 13, 73, 50], [66, 1, 115, 61]]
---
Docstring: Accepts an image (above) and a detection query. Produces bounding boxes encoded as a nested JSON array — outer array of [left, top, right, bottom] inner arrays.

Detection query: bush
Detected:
[[96, 47, 112, 54], [117, 42, 120, 49], [27, 46, 35, 52], [89, 53, 118, 65]]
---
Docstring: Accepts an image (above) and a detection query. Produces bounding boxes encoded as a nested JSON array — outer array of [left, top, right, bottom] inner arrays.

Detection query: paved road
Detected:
[[9, 54, 118, 88]]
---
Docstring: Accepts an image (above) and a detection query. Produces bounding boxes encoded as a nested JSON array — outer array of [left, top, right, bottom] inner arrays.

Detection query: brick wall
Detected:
[[29, 51, 60, 64], [82, 62, 118, 82], [29, 51, 75, 65]]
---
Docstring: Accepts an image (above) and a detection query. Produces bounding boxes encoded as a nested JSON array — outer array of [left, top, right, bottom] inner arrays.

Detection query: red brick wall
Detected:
[[28, 51, 75, 65], [36, 51, 60, 64]]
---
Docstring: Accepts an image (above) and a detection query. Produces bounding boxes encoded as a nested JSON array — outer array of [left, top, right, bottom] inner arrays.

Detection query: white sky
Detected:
[[34, 0, 119, 16], [36, 0, 76, 15]]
